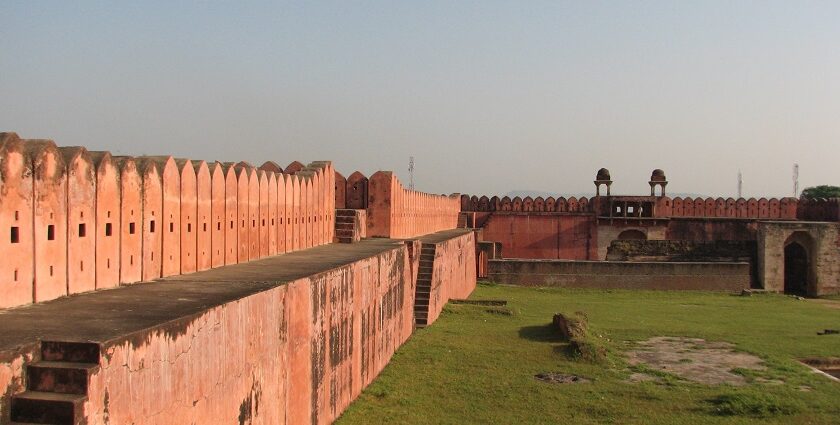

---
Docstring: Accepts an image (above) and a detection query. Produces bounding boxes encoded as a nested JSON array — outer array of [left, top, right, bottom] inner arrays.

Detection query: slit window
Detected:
[[187, 223, 192, 233], [169, 223, 174, 233], [129, 222, 136, 234], [78, 223, 86, 237], [11, 227, 19, 243], [150, 220, 156, 233], [47, 225, 55, 241], [203, 223, 207, 232], [105, 223, 113, 236], [217, 222, 221, 231]]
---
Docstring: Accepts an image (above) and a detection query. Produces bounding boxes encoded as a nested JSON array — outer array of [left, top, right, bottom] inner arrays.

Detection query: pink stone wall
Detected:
[[196, 161, 212, 271], [62, 147, 96, 295], [158, 157, 181, 277], [0, 133, 337, 309], [335, 171, 346, 209], [210, 162, 226, 268], [178, 160, 197, 274], [83, 244, 415, 425], [259, 170, 270, 258], [0, 133, 34, 307], [424, 231, 477, 325], [92, 152, 120, 289], [236, 166, 250, 262], [29, 141, 68, 303], [367, 171, 460, 239], [137, 159, 162, 282], [224, 164, 238, 265], [117, 157, 142, 285], [248, 168, 260, 259]]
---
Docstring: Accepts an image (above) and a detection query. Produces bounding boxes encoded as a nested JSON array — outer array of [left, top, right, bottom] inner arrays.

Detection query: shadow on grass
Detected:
[[518, 323, 561, 342]]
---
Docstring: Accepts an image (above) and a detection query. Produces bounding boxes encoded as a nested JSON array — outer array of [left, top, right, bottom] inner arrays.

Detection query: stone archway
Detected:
[[783, 241, 808, 296], [617, 229, 646, 240], [782, 231, 816, 296]]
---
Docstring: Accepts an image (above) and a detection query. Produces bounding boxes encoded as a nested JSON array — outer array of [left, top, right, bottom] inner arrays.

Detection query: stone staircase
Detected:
[[10, 341, 100, 425], [457, 212, 468, 229], [414, 244, 436, 327], [335, 209, 360, 243]]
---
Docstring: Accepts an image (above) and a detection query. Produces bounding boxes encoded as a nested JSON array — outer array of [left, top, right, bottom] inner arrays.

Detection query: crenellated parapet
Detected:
[[459, 193, 808, 220], [797, 197, 840, 222], [334, 170, 461, 238], [459, 194, 593, 213], [668, 196, 798, 219], [0, 132, 336, 309], [367, 171, 460, 238]]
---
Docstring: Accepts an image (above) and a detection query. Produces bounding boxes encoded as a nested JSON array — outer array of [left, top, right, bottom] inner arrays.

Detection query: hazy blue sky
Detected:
[[2, 1, 838, 197]]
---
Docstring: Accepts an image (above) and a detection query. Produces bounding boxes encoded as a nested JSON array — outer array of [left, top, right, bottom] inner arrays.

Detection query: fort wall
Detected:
[[366, 171, 460, 239], [487, 259, 750, 291], [0, 132, 337, 309]]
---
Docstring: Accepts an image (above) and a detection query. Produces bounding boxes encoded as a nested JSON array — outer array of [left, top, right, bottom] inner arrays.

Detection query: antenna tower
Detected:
[[737, 170, 742, 198], [793, 163, 799, 197], [408, 156, 415, 190]]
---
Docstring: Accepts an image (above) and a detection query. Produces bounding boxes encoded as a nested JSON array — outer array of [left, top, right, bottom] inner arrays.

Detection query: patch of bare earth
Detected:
[[811, 298, 840, 310], [626, 337, 765, 385]]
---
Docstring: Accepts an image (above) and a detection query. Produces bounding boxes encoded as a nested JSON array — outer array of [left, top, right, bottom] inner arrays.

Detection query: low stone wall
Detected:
[[606, 240, 756, 262], [422, 231, 478, 325], [0, 230, 477, 424], [487, 259, 750, 291]]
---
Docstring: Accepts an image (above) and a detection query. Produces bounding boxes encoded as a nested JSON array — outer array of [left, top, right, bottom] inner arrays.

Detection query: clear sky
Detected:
[[2, 1, 838, 198]]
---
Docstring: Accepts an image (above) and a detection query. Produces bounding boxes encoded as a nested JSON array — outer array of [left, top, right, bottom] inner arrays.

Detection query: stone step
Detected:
[[11, 391, 86, 425], [335, 216, 355, 224], [41, 341, 100, 364], [335, 229, 356, 237], [27, 362, 98, 395]]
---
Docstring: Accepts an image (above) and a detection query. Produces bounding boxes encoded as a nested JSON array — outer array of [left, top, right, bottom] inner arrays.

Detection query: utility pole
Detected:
[[793, 163, 799, 197], [408, 156, 415, 190], [737, 170, 742, 198]]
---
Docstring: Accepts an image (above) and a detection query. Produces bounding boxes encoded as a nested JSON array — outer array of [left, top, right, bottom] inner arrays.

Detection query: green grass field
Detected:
[[337, 283, 840, 424]]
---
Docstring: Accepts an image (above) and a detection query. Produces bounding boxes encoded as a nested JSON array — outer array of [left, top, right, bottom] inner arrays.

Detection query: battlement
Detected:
[[0, 132, 337, 310], [336, 170, 461, 239]]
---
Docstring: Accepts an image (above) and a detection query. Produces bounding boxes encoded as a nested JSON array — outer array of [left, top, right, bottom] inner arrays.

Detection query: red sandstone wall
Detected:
[[91, 152, 120, 289], [0, 132, 336, 310], [480, 213, 596, 260], [366, 171, 460, 239], [424, 231, 477, 325], [488, 259, 751, 291], [82, 244, 415, 425], [0, 134, 34, 307], [460, 193, 804, 221], [460, 194, 593, 213], [62, 147, 97, 295]]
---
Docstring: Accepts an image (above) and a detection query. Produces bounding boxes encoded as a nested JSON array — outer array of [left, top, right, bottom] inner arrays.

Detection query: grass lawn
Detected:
[[337, 283, 840, 424]]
